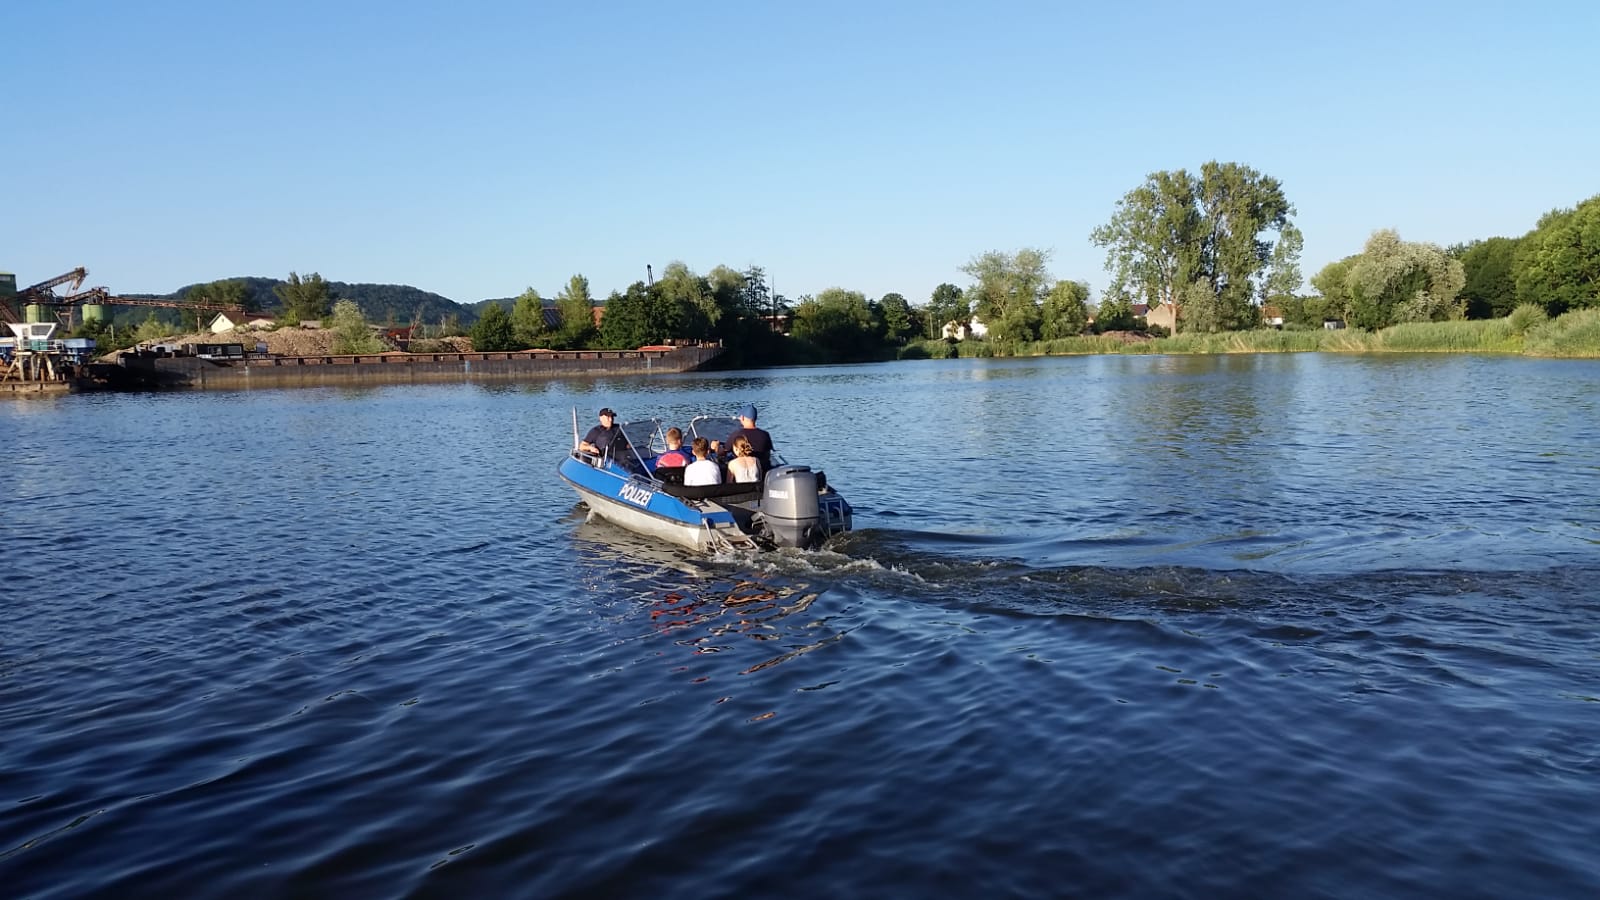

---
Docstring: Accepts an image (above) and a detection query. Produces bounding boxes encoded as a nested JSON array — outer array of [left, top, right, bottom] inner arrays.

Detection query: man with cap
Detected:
[[579, 407, 628, 458], [719, 404, 774, 473]]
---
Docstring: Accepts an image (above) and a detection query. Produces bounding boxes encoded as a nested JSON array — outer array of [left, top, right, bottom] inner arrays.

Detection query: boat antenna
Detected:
[[571, 407, 579, 451]]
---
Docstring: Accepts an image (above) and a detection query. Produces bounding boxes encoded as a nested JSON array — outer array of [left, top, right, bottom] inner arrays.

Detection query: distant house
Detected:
[[1323, 319, 1346, 330], [1144, 303, 1176, 332], [1262, 305, 1285, 329], [1131, 302, 1150, 318], [383, 326, 414, 350], [207, 311, 275, 334], [940, 318, 989, 341]]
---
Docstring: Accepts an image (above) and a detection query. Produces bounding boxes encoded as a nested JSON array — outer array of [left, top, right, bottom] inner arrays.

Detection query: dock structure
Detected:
[[1, 380, 72, 396], [119, 345, 725, 390], [1, 321, 96, 396]]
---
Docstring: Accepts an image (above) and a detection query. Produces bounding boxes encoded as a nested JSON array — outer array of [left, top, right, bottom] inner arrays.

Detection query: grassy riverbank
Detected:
[[906, 307, 1600, 360]]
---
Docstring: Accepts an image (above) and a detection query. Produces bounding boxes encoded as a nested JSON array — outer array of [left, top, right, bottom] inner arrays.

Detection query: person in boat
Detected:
[[654, 427, 690, 468], [727, 435, 761, 483], [684, 436, 722, 486], [715, 404, 774, 472], [578, 407, 628, 459]]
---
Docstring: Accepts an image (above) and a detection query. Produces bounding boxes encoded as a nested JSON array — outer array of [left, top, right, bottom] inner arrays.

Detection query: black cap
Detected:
[[599, 407, 615, 417]]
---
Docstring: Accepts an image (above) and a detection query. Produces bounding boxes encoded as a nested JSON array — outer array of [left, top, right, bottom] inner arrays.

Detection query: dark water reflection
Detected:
[[3, 354, 1599, 898]]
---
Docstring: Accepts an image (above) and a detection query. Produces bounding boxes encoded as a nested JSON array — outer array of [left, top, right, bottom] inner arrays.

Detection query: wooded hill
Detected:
[[118, 277, 483, 327]]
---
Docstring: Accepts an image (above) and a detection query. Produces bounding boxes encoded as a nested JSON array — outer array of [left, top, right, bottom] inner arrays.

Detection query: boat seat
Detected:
[[655, 465, 686, 486], [662, 481, 762, 501]]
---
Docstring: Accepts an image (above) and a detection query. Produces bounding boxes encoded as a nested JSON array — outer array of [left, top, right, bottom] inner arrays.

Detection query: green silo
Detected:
[[83, 305, 110, 323], [25, 304, 50, 323]]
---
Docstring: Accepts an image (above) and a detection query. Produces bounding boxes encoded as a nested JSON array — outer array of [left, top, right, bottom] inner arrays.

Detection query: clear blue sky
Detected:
[[5, 0, 1596, 306]]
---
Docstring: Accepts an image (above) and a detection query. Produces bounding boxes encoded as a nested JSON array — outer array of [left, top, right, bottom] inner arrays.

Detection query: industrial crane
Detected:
[[2, 267, 249, 327], [1, 267, 88, 320]]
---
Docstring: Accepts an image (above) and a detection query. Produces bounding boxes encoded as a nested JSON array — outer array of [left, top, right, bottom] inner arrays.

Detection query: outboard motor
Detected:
[[760, 465, 824, 549]]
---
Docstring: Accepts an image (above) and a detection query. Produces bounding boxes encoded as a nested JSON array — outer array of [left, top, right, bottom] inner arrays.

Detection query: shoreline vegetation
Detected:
[[901, 307, 1600, 361], [50, 166, 1596, 368]]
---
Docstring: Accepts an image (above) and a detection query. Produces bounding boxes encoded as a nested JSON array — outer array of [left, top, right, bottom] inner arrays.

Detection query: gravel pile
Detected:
[[103, 327, 488, 360]]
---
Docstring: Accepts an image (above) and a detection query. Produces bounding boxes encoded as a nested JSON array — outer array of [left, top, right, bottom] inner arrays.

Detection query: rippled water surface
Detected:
[[4, 353, 1599, 898]]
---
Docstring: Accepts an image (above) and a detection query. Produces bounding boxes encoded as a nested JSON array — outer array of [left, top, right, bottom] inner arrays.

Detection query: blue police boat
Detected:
[[557, 414, 852, 553]]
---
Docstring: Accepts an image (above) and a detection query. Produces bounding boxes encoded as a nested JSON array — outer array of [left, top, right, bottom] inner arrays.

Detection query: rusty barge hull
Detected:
[[2, 380, 74, 397], [123, 346, 724, 390]]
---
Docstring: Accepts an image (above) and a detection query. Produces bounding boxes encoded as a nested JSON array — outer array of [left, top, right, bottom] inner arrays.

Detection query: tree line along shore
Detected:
[[65, 164, 1600, 364]]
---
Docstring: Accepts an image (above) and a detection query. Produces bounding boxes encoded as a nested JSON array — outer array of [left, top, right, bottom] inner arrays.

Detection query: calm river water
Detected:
[[3, 353, 1598, 899]]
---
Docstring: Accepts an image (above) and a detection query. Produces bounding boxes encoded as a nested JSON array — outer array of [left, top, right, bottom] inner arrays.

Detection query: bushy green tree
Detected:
[[598, 282, 652, 349], [134, 312, 175, 342], [1174, 278, 1225, 333], [740, 265, 772, 318], [1263, 223, 1305, 304], [1514, 196, 1600, 314], [510, 287, 549, 348], [792, 288, 878, 361], [329, 300, 388, 354], [470, 301, 517, 351], [706, 265, 748, 328], [273, 271, 332, 323], [654, 261, 718, 340], [1040, 280, 1090, 339], [554, 275, 596, 349], [1454, 237, 1520, 319], [878, 292, 918, 344], [962, 248, 1050, 342], [1093, 290, 1137, 332], [923, 283, 967, 338], [1314, 230, 1465, 329]]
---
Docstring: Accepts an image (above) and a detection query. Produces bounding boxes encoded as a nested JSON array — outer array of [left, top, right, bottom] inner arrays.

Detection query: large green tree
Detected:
[[706, 265, 748, 327], [273, 271, 332, 323], [1262, 223, 1305, 304], [743, 265, 777, 316], [923, 283, 967, 338], [470, 302, 517, 351], [962, 248, 1050, 343], [878, 292, 918, 344], [1091, 169, 1201, 312], [1514, 196, 1600, 314], [792, 288, 877, 361], [329, 300, 388, 354], [1092, 162, 1297, 332], [1041, 280, 1090, 339], [553, 275, 596, 349], [1093, 289, 1138, 332], [1313, 230, 1465, 329], [1451, 238, 1520, 319], [598, 282, 652, 349], [510, 287, 549, 347], [654, 261, 718, 340]]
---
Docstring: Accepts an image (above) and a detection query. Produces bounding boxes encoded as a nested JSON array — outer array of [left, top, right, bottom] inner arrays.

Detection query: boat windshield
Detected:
[[619, 418, 664, 455], [688, 415, 785, 465], [687, 416, 741, 448]]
